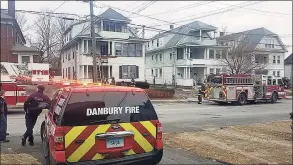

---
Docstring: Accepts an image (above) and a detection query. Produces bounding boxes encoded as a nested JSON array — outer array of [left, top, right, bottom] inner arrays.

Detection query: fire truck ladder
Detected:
[[224, 77, 254, 85]]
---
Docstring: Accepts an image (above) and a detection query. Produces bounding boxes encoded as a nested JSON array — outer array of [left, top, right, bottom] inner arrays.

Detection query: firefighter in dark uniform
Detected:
[[22, 85, 51, 146]]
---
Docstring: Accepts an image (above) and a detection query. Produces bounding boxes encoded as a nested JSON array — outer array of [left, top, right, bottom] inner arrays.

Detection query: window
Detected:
[[73, 52, 75, 59], [216, 68, 221, 74], [115, 43, 122, 56], [76, 44, 78, 50], [177, 48, 184, 59], [61, 91, 158, 126], [129, 44, 136, 57], [148, 42, 149, 48], [155, 54, 158, 62], [152, 40, 154, 46], [62, 69, 64, 79], [277, 56, 280, 64], [157, 39, 159, 47], [151, 69, 153, 76], [209, 49, 214, 59], [115, 43, 142, 57], [159, 54, 162, 61], [277, 71, 280, 77], [88, 40, 92, 52], [136, 44, 142, 57], [21, 56, 30, 63], [216, 50, 221, 59], [84, 40, 87, 53], [50, 90, 61, 113], [264, 56, 268, 64], [273, 56, 276, 64], [68, 52, 71, 61], [265, 39, 274, 48], [103, 21, 123, 32], [273, 71, 276, 76], [210, 68, 215, 74], [170, 53, 172, 60], [155, 69, 158, 77], [53, 91, 70, 123], [119, 65, 139, 79], [159, 68, 162, 77], [63, 55, 64, 63], [152, 55, 154, 60]]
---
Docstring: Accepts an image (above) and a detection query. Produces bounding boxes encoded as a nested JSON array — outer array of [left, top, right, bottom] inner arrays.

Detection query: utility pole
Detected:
[[89, 0, 98, 83]]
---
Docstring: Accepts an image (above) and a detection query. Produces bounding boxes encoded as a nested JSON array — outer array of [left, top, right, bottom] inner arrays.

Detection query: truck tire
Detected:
[[237, 93, 247, 105], [271, 92, 278, 103]]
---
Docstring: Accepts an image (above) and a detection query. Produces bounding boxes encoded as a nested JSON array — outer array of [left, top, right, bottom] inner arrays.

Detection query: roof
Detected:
[[218, 27, 287, 52], [151, 21, 217, 49], [1, 9, 26, 44], [12, 44, 40, 52], [285, 54, 292, 65], [100, 8, 131, 22], [0, 9, 14, 20]]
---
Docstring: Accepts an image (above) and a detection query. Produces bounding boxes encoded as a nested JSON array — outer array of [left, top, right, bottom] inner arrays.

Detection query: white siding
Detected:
[[256, 36, 284, 50]]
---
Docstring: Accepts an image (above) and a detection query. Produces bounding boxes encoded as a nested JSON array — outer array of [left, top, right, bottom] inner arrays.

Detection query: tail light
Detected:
[[54, 127, 65, 151], [155, 122, 163, 150]]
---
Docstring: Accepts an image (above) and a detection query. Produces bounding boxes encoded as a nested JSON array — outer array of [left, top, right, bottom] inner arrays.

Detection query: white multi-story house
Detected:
[[218, 27, 288, 83], [145, 21, 225, 87], [61, 8, 148, 82]]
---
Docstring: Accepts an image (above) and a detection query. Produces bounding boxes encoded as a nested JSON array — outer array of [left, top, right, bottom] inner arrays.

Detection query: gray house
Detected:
[[284, 53, 292, 80], [218, 27, 288, 80], [145, 21, 226, 87]]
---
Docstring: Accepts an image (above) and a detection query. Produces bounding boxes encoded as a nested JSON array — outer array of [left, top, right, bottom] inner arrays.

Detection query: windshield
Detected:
[[61, 91, 158, 126], [210, 77, 222, 84]]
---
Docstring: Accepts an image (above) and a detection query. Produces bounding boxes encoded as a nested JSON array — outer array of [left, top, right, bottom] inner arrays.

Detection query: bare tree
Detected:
[[15, 12, 31, 40], [29, 9, 60, 63], [218, 41, 268, 75]]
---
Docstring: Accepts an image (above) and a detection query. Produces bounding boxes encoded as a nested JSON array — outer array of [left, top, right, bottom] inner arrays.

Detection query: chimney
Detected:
[[8, 0, 15, 18], [220, 32, 225, 37], [170, 25, 174, 30]]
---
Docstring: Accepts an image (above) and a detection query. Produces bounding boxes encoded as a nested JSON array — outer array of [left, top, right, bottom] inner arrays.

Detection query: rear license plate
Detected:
[[106, 137, 124, 148]]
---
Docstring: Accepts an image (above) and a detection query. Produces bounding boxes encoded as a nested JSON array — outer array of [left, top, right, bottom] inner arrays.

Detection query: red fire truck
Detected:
[[204, 74, 286, 105], [0, 75, 28, 108]]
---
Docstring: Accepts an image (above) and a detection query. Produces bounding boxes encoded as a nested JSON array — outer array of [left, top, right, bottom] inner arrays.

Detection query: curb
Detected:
[[151, 99, 198, 103]]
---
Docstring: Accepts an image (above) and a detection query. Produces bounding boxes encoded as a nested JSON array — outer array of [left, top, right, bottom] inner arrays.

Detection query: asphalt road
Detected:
[[2, 100, 292, 164]]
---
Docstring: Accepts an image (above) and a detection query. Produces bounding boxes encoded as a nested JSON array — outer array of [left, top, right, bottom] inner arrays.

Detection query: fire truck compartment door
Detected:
[[212, 87, 221, 99], [226, 86, 236, 100]]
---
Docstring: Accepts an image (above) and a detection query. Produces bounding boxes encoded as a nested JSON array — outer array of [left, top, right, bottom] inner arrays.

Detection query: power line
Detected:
[[14, 9, 84, 21], [135, 1, 157, 14], [94, 2, 175, 25], [147, 1, 264, 27], [132, 1, 215, 18], [216, 1, 292, 16]]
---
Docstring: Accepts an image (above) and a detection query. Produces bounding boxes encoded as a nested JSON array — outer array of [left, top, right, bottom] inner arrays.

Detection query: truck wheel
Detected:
[[237, 93, 247, 105], [271, 92, 278, 103]]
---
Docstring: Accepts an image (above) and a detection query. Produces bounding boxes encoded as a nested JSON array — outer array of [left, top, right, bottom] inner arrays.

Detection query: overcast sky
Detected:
[[1, 1, 292, 57]]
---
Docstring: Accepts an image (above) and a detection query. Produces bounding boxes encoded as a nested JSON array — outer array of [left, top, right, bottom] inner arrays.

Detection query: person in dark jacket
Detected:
[[22, 85, 51, 146], [0, 90, 9, 143]]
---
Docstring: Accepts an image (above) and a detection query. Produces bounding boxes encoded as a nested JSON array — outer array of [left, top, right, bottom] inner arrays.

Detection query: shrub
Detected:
[[145, 87, 175, 98], [135, 81, 150, 89]]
